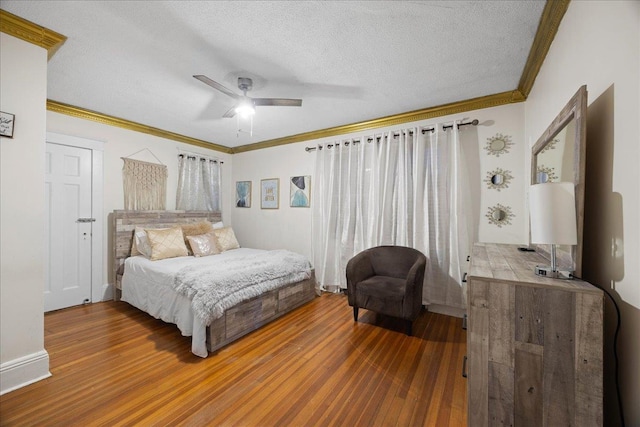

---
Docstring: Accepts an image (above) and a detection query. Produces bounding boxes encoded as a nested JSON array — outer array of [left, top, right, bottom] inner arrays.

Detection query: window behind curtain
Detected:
[[176, 155, 221, 211]]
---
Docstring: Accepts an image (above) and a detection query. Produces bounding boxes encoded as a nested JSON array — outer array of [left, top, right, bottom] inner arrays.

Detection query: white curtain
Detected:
[[176, 155, 221, 211], [312, 124, 472, 308]]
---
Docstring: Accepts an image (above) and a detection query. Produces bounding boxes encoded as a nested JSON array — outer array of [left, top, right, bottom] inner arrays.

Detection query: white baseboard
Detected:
[[0, 350, 51, 395], [426, 304, 466, 318], [97, 282, 113, 302]]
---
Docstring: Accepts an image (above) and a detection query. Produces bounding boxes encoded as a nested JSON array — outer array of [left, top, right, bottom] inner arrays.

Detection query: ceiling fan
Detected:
[[193, 75, 302, 118]]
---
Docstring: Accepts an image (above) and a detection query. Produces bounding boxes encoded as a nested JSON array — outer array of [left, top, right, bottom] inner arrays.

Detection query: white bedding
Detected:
[[123, 248, 266, 357], [121, 248, 310, 358]]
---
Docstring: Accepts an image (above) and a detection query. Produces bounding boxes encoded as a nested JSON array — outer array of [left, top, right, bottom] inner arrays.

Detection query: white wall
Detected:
[[525, 2, 640, 425], [45, 112, 233, 290], [0, 33, 51, 393], [232, 102, 528, 265]]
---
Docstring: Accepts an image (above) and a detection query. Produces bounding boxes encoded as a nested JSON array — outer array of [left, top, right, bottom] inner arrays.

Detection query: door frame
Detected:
[[46, 132, 104, 303]]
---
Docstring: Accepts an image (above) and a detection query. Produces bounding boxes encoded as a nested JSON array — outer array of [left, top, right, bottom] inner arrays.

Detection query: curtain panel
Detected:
[[312, 125, 472, 308], [176, 155, 221, 211]]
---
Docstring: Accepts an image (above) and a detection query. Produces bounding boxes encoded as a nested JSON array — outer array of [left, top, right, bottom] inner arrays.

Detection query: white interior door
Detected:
[[45, 143, 93, 312]]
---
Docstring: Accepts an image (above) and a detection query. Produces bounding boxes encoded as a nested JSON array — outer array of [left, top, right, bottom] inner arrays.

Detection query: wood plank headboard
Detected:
[[112, 210, 222, 299]]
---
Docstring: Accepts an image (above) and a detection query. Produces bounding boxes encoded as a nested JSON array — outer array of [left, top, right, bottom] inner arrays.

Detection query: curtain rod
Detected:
[[304, 119, 479, 152], [177, 148, 224, 163], [178, 153, 224, 164]]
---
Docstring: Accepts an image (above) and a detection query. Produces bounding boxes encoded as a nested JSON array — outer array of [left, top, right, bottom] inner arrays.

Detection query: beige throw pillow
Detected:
[[181, 221, 214, 255], [214, 227, 240, 252], [186, 232, 221, 257], [131, 226, 152, 258], [145, 226, 189, 261]]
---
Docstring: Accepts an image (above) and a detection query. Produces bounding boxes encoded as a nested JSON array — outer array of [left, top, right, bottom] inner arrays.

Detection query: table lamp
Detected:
[[529, 182, 577, 279]]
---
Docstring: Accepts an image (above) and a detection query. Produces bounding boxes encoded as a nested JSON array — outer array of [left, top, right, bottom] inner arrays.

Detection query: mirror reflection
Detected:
[[492, 209, 506, 221], [534, 117, 576, 184], [491, 139, 506, 151], [486, 204, 513, 227], [485, 168, 513, 191], [537, 171, 549, 183]]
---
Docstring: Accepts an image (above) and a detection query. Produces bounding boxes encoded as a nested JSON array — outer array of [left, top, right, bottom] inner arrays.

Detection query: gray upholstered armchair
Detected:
[[346, 246, 427, 336]]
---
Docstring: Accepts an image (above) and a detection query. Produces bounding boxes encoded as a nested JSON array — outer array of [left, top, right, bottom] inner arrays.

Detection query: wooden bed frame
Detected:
[[113, 210, 318, 353]]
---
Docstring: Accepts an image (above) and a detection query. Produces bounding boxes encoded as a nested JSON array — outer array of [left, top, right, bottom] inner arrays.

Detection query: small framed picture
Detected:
[[290, 176, 311, 207], [0, 112, 15, 138], [235, 181, 251, 208], [261, 178, 279, 209]]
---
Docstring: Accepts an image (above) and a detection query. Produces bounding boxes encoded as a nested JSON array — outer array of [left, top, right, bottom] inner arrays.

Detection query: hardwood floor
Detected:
[[0, 293, 467, 426]]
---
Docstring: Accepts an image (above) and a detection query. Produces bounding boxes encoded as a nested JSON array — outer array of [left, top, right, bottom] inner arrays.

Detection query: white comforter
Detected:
[[174, 249, 311, 325], [122, 248, 310, 358]]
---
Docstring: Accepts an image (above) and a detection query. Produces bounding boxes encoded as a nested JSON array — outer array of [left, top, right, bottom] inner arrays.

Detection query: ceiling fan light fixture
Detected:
[[194, 74, 302, 120], [235, 100, 255, 118]]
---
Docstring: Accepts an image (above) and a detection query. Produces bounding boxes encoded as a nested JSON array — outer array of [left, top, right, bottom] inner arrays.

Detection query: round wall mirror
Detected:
[[490, 139, 506, 151], [492, 209, 506, 221], [484, 133, 513, 157], [484, 168, 513, 191], [537, 171, 549, 183], [536, 165, 557, 183], [486, 204, 514, 228]]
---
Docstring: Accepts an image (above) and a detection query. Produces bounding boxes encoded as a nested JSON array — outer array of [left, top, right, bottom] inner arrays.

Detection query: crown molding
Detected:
[[0, 9, 66, 59], [517, 0, 570, 97], [49, 89, 525, 155], [47, 100, 233, 154], [232, 90, 526, 153]]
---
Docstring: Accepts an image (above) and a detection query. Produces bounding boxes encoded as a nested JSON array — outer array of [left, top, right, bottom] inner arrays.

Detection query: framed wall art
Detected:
[[0, 112, 15, 138], [235, 181, 251, 208], [290, 175, 310, 207], [260, 178, 279, 209]]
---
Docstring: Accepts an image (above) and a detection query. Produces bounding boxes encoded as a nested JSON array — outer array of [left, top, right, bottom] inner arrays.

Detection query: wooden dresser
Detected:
[[466, 243, 603, 426]]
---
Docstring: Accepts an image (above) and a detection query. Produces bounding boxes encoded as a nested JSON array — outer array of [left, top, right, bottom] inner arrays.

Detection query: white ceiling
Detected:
[[2, 1, 546, 149]]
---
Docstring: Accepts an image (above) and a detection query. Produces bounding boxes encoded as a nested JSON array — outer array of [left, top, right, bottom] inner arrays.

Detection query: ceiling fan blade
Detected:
[[222, 106, 237, 118], [193, 75, 240, 100], [252, 98, 302, 107]]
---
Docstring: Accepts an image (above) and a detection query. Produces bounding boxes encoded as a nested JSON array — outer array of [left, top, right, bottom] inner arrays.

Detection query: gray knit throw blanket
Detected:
[[173, 250, 312, 325]]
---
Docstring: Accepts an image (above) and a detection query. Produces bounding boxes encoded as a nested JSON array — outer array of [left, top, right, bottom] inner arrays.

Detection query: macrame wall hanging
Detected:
[[122, 150, 167, 210]]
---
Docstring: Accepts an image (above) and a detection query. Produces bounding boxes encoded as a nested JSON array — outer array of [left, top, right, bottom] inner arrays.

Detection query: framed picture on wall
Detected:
[[0, 111, 15, 138], [235, 181, 251, 208], [290, 176, 311, 207], [261, 178, 279, 209]]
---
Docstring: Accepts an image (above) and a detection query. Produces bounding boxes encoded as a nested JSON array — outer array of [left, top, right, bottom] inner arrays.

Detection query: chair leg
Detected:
[[405, 320, 412, 336], [353, 306, 359, 322]]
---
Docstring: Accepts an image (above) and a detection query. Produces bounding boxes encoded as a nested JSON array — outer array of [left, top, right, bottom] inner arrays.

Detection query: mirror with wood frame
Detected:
[[531, 85, 587, 276]]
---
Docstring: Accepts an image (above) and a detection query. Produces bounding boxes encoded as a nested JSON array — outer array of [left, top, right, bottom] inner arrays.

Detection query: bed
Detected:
[[113, 210, 318, 357]]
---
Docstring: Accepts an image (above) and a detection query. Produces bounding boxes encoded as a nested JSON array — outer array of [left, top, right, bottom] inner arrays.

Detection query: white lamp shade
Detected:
[[529, 182, 577, 245]]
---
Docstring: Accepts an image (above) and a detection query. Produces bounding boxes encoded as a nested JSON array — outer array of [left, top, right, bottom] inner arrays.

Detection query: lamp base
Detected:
[[534, 265, 574, 279]]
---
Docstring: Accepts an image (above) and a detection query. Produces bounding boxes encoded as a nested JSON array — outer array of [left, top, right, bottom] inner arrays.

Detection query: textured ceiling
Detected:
[[1, 1, 546, 149]]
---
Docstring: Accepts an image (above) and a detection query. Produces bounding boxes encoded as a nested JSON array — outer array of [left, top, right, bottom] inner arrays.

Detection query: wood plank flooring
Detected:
[[0, 293, 467, 426]]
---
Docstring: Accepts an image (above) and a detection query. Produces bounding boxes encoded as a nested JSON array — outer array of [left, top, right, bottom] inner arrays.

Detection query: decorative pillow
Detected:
[[145, 226, 189, 261], [181, 221, 214, 255], [131, 226, 152, 258], [214, 226, 240, 252], [186, 232, 221, 257], [212, 221, 224, 229]]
